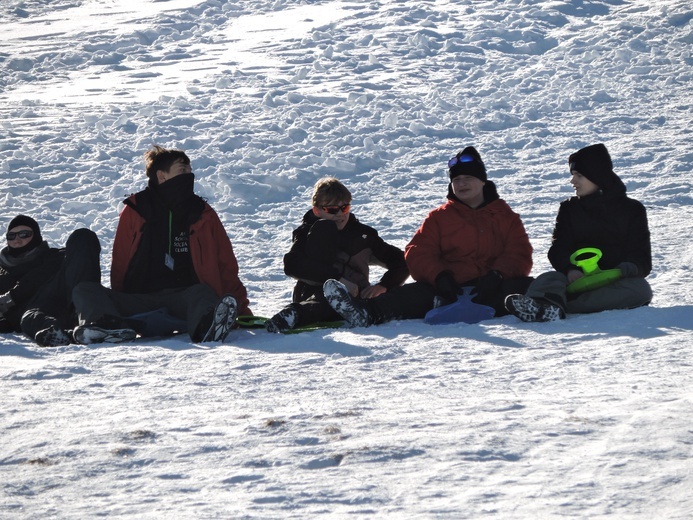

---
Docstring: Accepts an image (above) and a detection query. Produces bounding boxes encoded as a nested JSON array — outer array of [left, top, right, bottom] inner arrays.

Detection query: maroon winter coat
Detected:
[[405, 183, 532, 285]]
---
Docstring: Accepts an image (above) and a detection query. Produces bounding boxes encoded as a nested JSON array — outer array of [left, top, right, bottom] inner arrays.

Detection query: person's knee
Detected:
[[536, 271, 568, 284], [186, 284, 218, 305], [19, 308, 40, 332], [623, 278, 653, 308], [72, 281, 105, 300], [66, 228, 101, 252], [306, 219, 339, 244]]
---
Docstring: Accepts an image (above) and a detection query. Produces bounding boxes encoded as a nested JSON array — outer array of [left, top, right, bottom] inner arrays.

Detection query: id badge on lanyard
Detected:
[[165, 211, 175, 271]]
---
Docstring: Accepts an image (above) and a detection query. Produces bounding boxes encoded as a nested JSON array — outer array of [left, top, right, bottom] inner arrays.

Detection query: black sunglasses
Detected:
[[321, 204, 351, 215], [7, 230, 33, 240]]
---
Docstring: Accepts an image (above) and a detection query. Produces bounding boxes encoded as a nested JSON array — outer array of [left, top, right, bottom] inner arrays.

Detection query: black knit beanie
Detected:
[[568, 143, 614, 189], [448, 146, 487, 182]]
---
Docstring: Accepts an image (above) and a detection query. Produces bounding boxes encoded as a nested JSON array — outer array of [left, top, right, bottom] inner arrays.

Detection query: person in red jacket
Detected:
[[323, 146, 534, 327], [72, 145, 251, 344]]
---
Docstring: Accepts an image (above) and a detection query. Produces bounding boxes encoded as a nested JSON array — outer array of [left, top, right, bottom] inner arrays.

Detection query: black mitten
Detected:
[[434, 271, 460, 304], [474, 270, 503, 300], [616, 262, 638, 278], [0, 292, 14, 315]]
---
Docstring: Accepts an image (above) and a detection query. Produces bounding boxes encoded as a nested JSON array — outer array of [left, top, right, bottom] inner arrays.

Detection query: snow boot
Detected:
[[323, 279, 372, 328], [73, 325, 137, 345], [505, 294, 564, 322], [266, 306, 298, 333], [35, 325, 72, 347], [201, 295, 237, 342]]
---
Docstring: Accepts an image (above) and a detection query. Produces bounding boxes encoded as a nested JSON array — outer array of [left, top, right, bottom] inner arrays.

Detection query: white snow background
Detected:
[[1, 0, 692, 517]]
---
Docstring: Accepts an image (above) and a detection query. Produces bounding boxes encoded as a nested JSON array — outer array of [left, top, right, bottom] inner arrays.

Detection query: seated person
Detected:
[[322, 146, 534, 327], [265, 177, 409, 332], [72, 145, 251, 344], [505, 143, 652, 321], [0, 215, 100, 347]]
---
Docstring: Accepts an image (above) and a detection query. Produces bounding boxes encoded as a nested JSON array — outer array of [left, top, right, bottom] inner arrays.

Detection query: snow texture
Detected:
[[1, 0, 692, 517]]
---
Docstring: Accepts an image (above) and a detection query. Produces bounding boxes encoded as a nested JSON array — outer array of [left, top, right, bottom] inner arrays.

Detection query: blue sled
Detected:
[[424, 287, 495, 325]]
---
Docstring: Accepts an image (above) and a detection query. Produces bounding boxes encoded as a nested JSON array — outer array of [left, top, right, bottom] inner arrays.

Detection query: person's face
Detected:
[[313, 200, 351, 230], [570, 170, 599, 197], [451, 175, 485, 208], [6, 225, 34, 249], [156, 159, 192, 185]]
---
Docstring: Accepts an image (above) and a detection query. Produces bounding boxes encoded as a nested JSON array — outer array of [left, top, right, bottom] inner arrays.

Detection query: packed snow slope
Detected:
[[1, 0, 692, 518]]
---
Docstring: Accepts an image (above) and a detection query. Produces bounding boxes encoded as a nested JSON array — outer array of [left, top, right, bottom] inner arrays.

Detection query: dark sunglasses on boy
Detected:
[[7, 230, 33, 241], [321, 204, 351, 215]]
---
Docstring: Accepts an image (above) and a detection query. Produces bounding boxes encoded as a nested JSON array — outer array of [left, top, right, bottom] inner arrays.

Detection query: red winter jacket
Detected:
[[111, 195, 252, 316], [405, 193, 532, 285]]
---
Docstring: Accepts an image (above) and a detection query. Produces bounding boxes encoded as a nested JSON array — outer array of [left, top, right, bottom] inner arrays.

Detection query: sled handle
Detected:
[[570, 247, 602, 275]]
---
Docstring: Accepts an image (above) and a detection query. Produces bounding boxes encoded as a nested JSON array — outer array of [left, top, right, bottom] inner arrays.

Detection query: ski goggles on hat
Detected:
[[6, 230, 33, 240], [321, 204, 351, 215], [448, 154, 475, 168]]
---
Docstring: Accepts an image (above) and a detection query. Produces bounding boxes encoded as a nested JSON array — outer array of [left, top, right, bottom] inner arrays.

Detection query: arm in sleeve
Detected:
[[369, 233, 409, 289], [489, 212, 533, 278], [110, 205, 139, 292], [404, 214, 447, 285], [623, 202, 652, 277], [283, 221, 343, 284], [8, 251, 64, 307], [547, 203, 576, 274], [212, 215, 252, 316]]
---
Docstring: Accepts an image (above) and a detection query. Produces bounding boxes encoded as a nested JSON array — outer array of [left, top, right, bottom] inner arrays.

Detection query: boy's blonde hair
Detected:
[[311, 177, 352, 207]]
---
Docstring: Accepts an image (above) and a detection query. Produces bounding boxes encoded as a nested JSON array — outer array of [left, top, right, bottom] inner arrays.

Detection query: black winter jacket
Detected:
[[548, 178, 651, 277], [284, 210, 409, 303], [0, 242, 64, 331]]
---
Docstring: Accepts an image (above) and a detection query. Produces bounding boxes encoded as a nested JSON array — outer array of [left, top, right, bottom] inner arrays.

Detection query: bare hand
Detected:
[[360, 284, 387, 299], [567, 269, 584, 283], [0, 292, 14, 314]]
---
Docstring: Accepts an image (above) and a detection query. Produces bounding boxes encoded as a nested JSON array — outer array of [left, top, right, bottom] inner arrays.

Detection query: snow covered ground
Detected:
[[1, 0, 692, 517]]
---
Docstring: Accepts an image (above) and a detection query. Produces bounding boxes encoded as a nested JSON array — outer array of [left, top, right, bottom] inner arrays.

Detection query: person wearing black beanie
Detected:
[[448, 146, 487, 183], [409, 145, 534, 315], [567, 143, 626, 196], [506, 143, 652, 322], [0, 216, 55, 328], [0, 216, 102, 346]]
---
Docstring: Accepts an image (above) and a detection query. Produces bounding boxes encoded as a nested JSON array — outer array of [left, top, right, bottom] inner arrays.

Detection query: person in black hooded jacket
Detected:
[[265, 177, 409, 332], [505, 143, 652, 322], [0, 215, 101, 346]]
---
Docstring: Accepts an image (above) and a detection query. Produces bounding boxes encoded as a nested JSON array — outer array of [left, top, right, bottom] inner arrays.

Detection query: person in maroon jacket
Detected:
[[323, 146, 534, 327], [72, 145, 251, 344]]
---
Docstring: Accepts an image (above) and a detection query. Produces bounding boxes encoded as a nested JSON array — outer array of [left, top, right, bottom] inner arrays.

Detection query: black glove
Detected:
[[434, 270, 460, 304], [0, 292, 14, 315], [616, 262, 638, 278], [474, 270, 503, 300]]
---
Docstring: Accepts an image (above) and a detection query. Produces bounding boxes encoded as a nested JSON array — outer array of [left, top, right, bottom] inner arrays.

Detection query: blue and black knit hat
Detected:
[[448, 146, 487, 182]]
